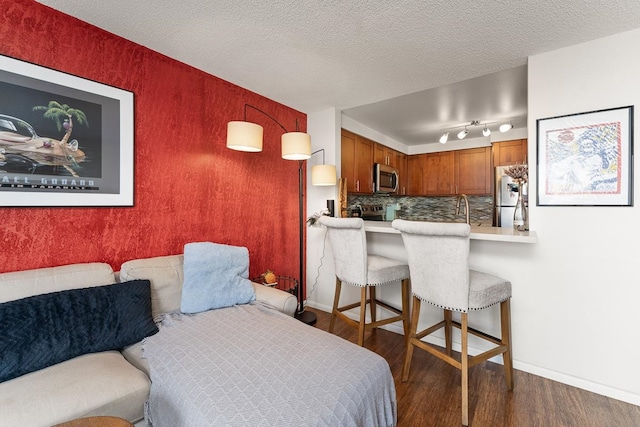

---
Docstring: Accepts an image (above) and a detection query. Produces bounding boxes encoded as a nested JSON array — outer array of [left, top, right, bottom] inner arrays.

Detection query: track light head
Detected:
[[457, 128, 468, 139], [499, 121, 513, 132], [482, 126, 491, 137], [439, 131, 449, 144]]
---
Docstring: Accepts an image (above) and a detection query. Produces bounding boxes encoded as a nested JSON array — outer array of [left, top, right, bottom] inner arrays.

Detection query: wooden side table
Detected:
[[53, 416, 134, 427]]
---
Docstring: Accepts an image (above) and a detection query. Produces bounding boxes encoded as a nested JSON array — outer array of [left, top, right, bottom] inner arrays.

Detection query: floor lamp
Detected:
[[227, 104, 336, 325]]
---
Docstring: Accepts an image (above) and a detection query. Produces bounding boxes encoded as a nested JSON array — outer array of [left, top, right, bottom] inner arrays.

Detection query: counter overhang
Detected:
[[363, 221, 538, 243]]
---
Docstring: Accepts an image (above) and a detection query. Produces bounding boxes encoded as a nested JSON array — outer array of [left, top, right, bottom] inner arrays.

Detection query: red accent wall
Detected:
[[0, 0, 305, 283]]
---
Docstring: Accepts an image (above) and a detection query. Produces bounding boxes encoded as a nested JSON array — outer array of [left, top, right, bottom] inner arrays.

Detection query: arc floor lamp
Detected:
[[227, 104, 336, 325]]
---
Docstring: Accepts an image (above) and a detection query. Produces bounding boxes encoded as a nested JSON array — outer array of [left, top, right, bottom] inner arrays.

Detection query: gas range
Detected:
[[359, 204, 385, 221]]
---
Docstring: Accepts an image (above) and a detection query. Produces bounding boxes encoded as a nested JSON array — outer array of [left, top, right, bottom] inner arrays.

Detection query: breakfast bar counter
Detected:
[[363, 220, 538, 243]]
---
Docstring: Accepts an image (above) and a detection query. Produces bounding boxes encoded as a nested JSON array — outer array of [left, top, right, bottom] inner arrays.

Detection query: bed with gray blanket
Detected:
[[142, 304, 396, 426], [123, 242, 397, 427]]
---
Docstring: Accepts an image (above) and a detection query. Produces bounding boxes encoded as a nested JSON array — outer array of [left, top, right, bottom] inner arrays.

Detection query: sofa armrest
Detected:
[[251, 283, 297, 316]]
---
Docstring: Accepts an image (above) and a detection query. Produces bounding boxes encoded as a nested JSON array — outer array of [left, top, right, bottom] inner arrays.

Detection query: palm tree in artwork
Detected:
[[32, 101, 88, 151], [32, 101, 88, 175]]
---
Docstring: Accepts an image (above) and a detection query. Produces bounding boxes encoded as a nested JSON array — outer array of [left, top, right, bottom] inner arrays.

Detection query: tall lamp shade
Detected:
[[311, 164, 337, 186], [227, 121, 263, 152], [281, 132, 312, 160]]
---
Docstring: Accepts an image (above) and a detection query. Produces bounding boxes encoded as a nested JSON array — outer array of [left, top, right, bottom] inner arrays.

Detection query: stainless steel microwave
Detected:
[[373, 163, 399, 193]]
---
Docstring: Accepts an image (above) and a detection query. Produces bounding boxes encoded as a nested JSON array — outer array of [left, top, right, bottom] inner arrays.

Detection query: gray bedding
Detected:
[[142, 303, 397, 427]]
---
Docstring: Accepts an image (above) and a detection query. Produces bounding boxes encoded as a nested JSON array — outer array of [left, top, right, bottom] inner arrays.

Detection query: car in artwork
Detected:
[[0, 112, 86, 175]]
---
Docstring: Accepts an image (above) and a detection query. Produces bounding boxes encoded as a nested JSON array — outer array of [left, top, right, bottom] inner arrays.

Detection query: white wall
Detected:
[[525, 28, 640, 403], [306, 108, 340, 310], [341, 115, 407, 153], [307, 28, 640, 405]]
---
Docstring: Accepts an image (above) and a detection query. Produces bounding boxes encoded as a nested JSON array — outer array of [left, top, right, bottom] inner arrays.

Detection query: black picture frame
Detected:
[[0, 54, 134, 207], [536, 106, 633, 206]]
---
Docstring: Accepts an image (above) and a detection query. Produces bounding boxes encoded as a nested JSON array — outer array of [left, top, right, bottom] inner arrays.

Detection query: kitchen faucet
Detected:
[[455, 194, 470, 225]]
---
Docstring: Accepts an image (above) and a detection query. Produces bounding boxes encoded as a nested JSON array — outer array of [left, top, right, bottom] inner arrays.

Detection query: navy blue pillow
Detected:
[[0, 279, 158, 383]]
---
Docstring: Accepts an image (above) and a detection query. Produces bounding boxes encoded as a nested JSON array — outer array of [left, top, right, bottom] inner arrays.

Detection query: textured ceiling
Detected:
[[35, 0, 640, 145]]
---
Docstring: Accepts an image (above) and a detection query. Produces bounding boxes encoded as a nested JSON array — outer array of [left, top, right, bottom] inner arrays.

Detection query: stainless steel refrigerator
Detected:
[[494, 165, 528, 227]]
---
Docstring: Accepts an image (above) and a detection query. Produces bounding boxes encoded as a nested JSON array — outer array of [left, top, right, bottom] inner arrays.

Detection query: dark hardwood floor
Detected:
[[307, 308, 640, 427]]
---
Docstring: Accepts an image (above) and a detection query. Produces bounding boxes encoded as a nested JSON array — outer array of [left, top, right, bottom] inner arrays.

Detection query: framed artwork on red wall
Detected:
[[0, 54, 134, 207]]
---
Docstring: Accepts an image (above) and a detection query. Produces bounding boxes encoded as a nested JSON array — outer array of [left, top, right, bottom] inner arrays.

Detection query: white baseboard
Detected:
[[305, 302, 640, 406], [512, 362, 640, 406]]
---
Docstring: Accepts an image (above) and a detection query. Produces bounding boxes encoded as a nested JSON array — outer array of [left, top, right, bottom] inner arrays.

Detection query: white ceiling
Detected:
[[36, 0, 640, 146]]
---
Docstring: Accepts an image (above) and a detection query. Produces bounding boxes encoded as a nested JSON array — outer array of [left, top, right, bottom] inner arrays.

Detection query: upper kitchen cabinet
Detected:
[[395, 150, 408, 195], [454, 147, 492, 195], [341, 129, 373, 193], [374, 143, 389, 166], [407, 147, 492, 196], [406, 154, 425, 195], [493, 139, 528, 167], [424, 151, 455, 195], [374, 143, 403, 168]]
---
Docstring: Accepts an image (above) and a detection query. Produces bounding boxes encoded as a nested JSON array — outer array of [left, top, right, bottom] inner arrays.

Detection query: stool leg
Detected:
[[402, 296, 421, 382], [329, 277, 342, 333], [461, 312, 469, 426], [369, 285, 377, 325], [358, 286, 367, 346], [401, 279, 411, 343], [444, 309, 453, 356], [501, 299, 514, 390]]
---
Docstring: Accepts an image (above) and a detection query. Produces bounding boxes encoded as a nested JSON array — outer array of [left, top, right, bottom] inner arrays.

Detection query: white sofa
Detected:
[[0, 255, 297, 427]]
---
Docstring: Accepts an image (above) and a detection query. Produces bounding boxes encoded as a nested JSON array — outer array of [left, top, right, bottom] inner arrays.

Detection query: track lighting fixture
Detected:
[[499, 121, 513, 132], [438, 119, 512, 143], [439, 131, 449, 144]]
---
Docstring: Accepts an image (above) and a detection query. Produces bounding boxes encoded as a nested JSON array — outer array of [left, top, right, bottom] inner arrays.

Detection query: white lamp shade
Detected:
[[482, 127, 491, 137], [311, 164, 337, 186], [457, 129, 468, 139], [281, 132, 311, 160], [439, 132, 449, 144], [227, 121, 263, 152]]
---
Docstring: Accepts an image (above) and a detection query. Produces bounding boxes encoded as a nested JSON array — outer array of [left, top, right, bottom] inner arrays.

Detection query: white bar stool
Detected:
[[392, 219, 514, 426], [319, 216, 411, 347]]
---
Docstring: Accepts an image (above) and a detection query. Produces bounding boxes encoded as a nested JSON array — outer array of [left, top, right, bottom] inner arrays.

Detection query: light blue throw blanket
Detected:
[[180, 242, 256, 313]]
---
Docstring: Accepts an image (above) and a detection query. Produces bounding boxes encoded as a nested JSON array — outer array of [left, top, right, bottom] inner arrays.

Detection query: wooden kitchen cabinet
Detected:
[[455, 147, 492, 195], [373, 143, 388, 165], [341, 129, 373, 193], [395, 150, 407, 195], [424, 151, 455, 195], [374, 143, 403, 168], [407, 154, 426, 195], [406, 146, 492, 196], [493, 139, 528, 167]]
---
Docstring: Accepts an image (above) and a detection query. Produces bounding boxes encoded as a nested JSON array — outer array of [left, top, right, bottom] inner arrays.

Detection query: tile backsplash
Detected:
[[347, 194, 494, 225]]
